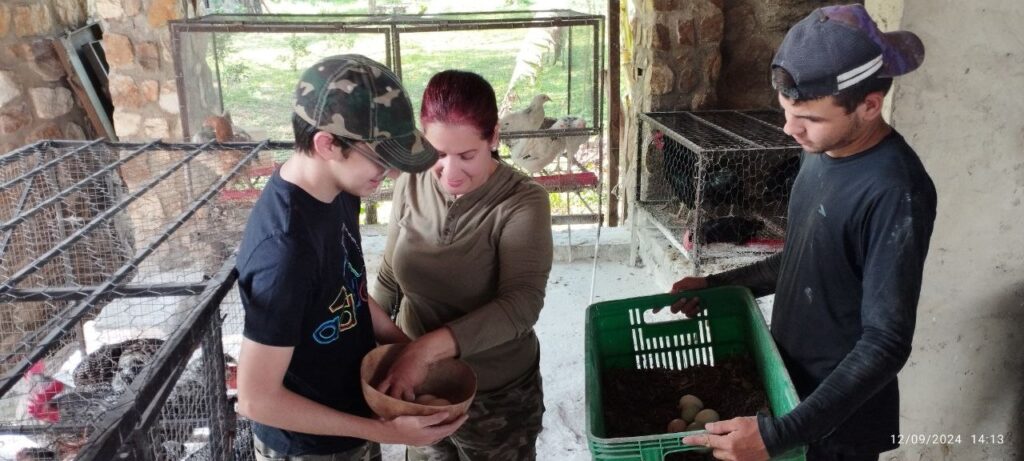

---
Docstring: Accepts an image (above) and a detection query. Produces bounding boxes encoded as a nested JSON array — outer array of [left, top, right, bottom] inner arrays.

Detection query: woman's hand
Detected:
[[377, 346, 430, 401], [377, 327, 459, 401]]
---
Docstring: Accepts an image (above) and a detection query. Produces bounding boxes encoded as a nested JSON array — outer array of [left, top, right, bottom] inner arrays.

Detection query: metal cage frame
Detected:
[[631, 110, 801, 274], [169, 9, 608, 229], [0, 140, 289, 460]]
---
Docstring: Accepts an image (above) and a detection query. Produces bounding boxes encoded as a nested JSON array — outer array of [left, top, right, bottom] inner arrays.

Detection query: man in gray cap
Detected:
[[670, 5, 938, 461], [235, 54, 465, 460]]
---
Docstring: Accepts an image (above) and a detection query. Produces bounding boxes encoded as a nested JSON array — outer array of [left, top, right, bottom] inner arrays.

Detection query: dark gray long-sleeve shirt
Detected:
[[707, 130, 937, 456]]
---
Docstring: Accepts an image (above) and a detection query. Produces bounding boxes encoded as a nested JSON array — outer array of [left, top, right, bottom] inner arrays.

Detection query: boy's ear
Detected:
[[311, 131, 341, 161]]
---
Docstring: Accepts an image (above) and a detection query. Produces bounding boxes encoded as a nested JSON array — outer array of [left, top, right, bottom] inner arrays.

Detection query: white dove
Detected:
[[499, 94, 550, 141], [511, 116, 589, 174]]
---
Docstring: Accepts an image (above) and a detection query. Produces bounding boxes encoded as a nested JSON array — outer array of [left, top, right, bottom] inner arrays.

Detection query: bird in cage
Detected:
[[23, 343, 238, 460], [652, 130, 744, 216], [191, 112, 272, 188], [683, 216, 765, 250], [510, 116, 589, 174], [764, 154, 801, 201], [499, 94, 550, 137], [191, 112, 253, 145], [72, 338, 164, 387], [22, 361, 120, 459]]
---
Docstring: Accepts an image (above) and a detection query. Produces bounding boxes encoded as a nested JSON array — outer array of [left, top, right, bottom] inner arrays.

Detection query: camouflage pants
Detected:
[[253, 437, 382, 461], [405, 368, 544, 461]]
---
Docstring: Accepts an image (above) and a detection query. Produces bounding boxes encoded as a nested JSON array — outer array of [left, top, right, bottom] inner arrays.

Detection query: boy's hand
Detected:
[[379, 412, 469, 446]]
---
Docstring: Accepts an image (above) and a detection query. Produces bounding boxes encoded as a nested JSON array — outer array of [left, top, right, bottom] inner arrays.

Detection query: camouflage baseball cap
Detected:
[[294, 54, 437, 173]]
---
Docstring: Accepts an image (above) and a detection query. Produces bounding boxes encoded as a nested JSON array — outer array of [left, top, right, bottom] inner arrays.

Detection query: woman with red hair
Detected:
[[373, 70, 553, 460]]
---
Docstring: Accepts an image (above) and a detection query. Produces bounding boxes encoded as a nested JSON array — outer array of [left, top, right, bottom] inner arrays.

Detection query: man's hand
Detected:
[[681, 417, 769, 461], [377, 412, 469, 446], [658, 276, 708, 316]]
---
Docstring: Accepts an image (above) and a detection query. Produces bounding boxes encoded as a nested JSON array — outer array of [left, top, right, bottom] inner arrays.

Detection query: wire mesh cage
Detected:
[[0, 140, 283, 460], [634, 110, 801, 274], [169, 10, 605, 224]]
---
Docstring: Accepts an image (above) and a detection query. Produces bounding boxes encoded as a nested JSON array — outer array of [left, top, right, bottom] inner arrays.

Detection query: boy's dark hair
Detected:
[[292, 113, 352, 156], [772, 67, 893, 113]]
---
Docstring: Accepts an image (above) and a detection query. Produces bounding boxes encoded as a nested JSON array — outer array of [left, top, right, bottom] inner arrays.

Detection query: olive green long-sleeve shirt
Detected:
[[372, 162, 553, 392]]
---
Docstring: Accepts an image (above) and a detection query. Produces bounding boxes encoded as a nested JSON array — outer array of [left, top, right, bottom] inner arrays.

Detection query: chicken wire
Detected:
[[0, 140, 285, 460], [169, 10, 605, 225], [634, 110, 802, 274]]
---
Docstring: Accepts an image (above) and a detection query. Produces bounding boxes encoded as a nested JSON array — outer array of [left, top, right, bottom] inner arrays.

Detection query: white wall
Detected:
[[869, 1, 1024, 459]]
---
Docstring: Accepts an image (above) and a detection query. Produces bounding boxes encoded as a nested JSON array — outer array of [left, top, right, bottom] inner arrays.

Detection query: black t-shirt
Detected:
[[769, 131, 937, 454], [236, 171, 375, 455]]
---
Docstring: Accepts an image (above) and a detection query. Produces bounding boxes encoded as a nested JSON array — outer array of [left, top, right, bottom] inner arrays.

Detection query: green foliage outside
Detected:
[[204, 0, 606, 222]]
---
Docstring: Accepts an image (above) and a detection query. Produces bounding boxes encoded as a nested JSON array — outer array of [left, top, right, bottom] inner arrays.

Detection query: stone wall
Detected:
[[629, 0, 724, 115], [717, 0, 844, 109], [95, 0, 192, 141], [0, 0, 92, 154]]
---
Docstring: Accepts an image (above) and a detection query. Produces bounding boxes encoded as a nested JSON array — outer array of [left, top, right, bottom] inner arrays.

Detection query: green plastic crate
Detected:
[[585, 287, 807, 461]]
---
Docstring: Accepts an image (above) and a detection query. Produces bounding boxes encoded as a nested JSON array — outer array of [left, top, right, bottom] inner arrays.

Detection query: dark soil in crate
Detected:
[[601, 355, 769, 441]]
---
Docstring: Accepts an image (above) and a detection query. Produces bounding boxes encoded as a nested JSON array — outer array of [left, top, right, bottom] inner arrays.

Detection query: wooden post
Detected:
[[607, 0, 622, 227]]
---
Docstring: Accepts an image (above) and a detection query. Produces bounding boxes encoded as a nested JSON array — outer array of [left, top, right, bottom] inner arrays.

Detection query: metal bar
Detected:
[[686, 112, 763, 148], [596, 16, 605, 224], [0, 141, 207, 290], [168, 18, 599, 34], [75, 259, 239, 461], [168, 12, 601, 29], [736, 110, 790, 132], [213, 31, 225, 115], [647, 212, 692, 262], [0, 141, 266, 397], [171, 23, 192, 138], [593, 16, 602, 130], [392, 24, 402, 80], [0, 140, 47, 164], [37, 149, 80, 296], [607, 4, 620, 227], [384, 26, 393, 70], [551, 213, 600, 225], [692, 150, 705, 275], [0, 173, 35, 262], [0, 283, 208, 302], [499, 127, 596, 140], [0, 139, 103, 192], [201, 314, 231, 460], [0, 140, 160, 233], [567, 24, 573, 117], [629, 118, 645, 266], [176, 9, 595, 20]]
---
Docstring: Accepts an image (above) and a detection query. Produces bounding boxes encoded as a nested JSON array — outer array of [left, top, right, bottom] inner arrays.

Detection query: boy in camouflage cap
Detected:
[[235, 55, 461, 460]]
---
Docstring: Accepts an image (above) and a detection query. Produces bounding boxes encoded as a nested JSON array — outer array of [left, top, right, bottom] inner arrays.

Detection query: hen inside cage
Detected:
[[638, 111, 801, 270]]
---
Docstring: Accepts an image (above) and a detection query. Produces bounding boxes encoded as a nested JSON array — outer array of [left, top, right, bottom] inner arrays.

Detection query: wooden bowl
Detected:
[[360, 344, 477, 423]]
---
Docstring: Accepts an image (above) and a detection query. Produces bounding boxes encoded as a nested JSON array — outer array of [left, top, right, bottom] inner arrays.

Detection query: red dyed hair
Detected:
[[420, 70, 498, 141]]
